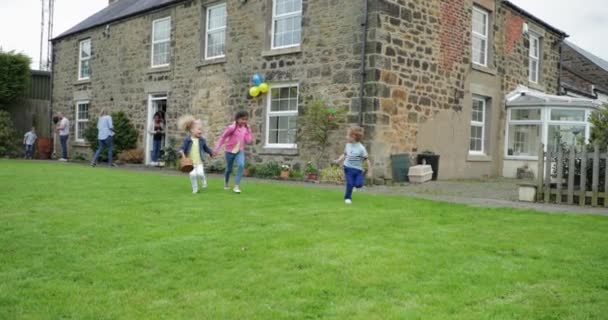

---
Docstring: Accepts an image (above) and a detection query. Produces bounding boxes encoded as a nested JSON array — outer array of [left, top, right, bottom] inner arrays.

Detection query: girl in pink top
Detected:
[[214, 111, 253, 193]]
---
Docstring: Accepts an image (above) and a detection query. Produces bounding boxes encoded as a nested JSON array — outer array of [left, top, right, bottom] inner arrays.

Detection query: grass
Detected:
[[1, 159, 607, 319]]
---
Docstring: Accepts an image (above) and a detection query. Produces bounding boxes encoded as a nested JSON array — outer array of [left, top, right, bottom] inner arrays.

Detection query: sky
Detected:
[[0, 0, 607, 70]]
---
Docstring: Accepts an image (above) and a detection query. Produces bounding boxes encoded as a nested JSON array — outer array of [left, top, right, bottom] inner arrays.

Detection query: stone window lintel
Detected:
[[471, 64, 497, 76]]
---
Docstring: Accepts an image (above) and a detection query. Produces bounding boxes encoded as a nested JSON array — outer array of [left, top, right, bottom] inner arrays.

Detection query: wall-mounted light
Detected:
[[522, 22, 529, 36]]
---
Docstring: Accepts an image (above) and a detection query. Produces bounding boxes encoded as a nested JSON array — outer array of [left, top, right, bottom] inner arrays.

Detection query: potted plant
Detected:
[[280, 164, 290, 179], [304, 161, 318, 181]]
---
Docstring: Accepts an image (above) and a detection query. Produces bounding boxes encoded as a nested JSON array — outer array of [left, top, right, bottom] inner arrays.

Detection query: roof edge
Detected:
[[501, 1, 568, 38]]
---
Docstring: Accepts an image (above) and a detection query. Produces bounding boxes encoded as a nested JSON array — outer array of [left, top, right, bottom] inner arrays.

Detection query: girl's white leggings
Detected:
[[189, 164, 207, 192]]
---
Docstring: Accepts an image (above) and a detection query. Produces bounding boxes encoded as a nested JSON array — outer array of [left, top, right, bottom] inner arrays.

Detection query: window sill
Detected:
[[259, 147, 299, 156], [471, 64, 497, 76], [504, 156, 538, 161], [467, 154, 492, 162], [73, 141, 90, 147], [147, 66, 171, 74], [197, 57, 226, 68], [262, 46, 302, 57], [73, 79, 91, 86], [528, 81, 545, 91]]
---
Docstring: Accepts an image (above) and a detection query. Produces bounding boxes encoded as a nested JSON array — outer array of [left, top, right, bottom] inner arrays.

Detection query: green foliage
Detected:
[[162, 138, 179, 168], [297, 100, 347, 166], [304, 161, 318, 175], [0, 110, 18, 156], [256, 161, 281, 178], [0, 51, 31, 106], [589, 106, 608, 147], [208, 158, 226, 173], [289, 169, 304, 179], [84, 112, 138, 161], [320, 164, 344, 184]]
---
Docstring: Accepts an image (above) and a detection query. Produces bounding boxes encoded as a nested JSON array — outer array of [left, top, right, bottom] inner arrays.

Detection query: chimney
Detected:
[[109, 0, 119, 5]]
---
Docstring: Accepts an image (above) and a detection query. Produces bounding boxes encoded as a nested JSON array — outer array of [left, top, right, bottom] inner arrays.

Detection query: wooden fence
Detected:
[[537, 143, 608, 207]]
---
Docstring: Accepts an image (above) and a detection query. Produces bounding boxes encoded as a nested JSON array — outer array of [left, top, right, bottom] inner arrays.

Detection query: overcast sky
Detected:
[[0, 0, 607, 69]]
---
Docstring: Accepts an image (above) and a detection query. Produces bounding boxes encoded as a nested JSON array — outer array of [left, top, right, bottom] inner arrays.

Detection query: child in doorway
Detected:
[[23, 127, 37, 159], [334, 126, 372, 204], [178, 115, 214, 194], [214, 111, 253, 194]]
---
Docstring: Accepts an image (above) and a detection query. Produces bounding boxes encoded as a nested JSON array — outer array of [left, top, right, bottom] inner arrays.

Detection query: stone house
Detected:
[[561, 41, 608, 104], [51, 0, 570, 181]]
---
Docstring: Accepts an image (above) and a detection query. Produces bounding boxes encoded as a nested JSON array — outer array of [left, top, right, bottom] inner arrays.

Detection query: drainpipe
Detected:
[[49, 42, 55, 138], [358, 0, 369, 126], [557, 38, 564, 95]]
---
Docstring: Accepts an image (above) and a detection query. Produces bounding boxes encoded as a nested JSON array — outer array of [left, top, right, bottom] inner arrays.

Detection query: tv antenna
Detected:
[[39, 0, 55, 70]]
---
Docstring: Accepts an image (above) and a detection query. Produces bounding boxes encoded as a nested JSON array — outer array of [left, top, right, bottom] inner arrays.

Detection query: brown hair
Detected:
[[349, 126, 364, 142], [235, 110, 249, 121]]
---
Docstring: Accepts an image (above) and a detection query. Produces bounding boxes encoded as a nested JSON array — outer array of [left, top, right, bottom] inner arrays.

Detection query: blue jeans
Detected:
[[152, 139, 162, 162], [92, 136, 113, 165], [225, 151, 245, 185], [60, 135, 69, 159], [25, 144, 34, 158], [344, 167, 364, 200]]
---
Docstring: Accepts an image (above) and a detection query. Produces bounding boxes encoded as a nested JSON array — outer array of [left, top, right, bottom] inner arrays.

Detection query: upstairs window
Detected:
[[205, 3, 227, 59], [472, 6, 489, 66], [78, 39, 91, 80], [271, 0, 302, 49], [151, 17, 171, 67], [529, 33, 540, 83]]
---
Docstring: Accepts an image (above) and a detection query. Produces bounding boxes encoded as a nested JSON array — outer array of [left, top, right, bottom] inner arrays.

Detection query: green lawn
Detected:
[[1, 160, 607, 319]]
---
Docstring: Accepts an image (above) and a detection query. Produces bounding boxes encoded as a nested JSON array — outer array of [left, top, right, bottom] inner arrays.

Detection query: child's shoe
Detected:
[[233, 186, 241, 194], [345, 199, 352, 205]]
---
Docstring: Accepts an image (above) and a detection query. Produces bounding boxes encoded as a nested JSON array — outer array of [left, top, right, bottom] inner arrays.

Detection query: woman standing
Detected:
[[91, 109, 115, 167], [149, 112, 165, 165]]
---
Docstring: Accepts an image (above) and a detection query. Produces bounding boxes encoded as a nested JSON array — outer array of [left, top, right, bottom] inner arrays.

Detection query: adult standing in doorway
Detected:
[[55, 112, 70, 161], [91, 109, 115, 167], [149, 112, 165, 165]]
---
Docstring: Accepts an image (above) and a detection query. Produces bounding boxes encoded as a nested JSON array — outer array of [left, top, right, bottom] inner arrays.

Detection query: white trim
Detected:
[[145, 94, 168, 165], [78, 39, 91, 80], [75, 100, 90, 142], [469, 96, 486, 155], [529, 33, 540, 83], [151, 17, 171, 68], [205, 3, 227, 60], [265, 82, 298, 149], [271, 0, 302, 50], [472, 6, 489, 67]]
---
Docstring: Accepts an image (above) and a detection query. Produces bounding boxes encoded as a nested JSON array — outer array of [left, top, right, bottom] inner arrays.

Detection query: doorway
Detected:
[[146, 94, 167, 165]]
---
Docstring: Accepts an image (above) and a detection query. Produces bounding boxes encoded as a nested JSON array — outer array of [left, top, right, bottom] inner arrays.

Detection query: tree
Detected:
[[84, 111, 138, 161], [0, 110, 18, 156], [0, 51, 31, 107], [589, 105, 608, 147], [297, 100, 347, 169]]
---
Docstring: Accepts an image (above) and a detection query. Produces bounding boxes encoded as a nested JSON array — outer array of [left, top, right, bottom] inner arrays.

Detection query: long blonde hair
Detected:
[[178, 115, 201, 133]]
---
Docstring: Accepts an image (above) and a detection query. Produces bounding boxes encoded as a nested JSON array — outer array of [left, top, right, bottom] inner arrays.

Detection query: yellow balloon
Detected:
[[249, 86, 260, 97], [259, 82, 269, 93]]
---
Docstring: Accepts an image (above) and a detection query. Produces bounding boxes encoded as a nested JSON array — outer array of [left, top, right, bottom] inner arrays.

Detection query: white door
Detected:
[[146, 94, 168, 165]]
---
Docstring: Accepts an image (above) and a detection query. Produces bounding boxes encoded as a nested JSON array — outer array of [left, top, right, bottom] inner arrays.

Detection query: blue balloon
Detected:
[[252, 73, 263, 86]]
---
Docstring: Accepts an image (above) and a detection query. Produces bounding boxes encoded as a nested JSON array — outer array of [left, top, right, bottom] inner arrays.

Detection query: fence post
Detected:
[[592, 143, 600, 207], [567, 148, 575, 205], [537, 143, 545, 202], [579, 146, 588, 206], [544, 148, 552, 203], [556, 146, 563, 204]]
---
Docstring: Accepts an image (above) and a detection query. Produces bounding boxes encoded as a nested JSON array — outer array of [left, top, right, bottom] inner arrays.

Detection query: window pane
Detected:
[[472, 36, 486, 65], [77, 122, 87, 140], [529, 59, 538, 82], [274, 15, 301, 47], [472, 9, 487, 35], [80, 60, 90, 78], [153, 42, 170, 65], [80, 40, 91, 58], [275, 0, 301, 15], [208, 5, 226, 30], [207, 30, 226, 57], [548, 124, 586, 153], [511, 108, 541, 121], [550, 109, 585, 122], [472, 99, 484, 122], [507, 124, 540, 156], [470, 126, 483, 152], [78, 104, 89, 120], [153, 19, 171, 42]]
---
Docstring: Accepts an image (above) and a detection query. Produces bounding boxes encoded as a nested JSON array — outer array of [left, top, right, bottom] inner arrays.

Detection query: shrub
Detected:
[[289, 170, 304, 179], [208, 158, 227, 173], [589, 106, 608, 147], [162, 138, 179, 168], [256, 161, 281, 178], [0, 110, 18, 157], [321, 165, 344, 184], [304, 161, 318, 175], [117, 148, 144, 164], [84, 111, 138, 161], [0, 51, 31, 106], [297, 100, 347, 168]]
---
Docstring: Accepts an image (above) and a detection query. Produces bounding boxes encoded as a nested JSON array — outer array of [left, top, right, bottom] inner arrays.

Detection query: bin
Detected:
[[391, 154, 411, 183], [417, 153, 440, 181]]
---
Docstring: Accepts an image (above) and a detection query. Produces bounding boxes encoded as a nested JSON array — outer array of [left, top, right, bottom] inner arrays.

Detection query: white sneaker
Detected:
[[192, 189, 199, 194], [224, 185, 230, 190], [58, 158, 68, 162], [233, 187, 241, 194], [202, 183, 208, 189], [345, 199, 352, 205]]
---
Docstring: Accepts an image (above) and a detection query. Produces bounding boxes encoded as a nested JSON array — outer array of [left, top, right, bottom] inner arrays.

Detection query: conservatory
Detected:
[[502, 86, 601, 178]]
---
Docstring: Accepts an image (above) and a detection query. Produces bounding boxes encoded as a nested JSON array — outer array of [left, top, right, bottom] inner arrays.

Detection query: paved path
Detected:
[[75, 161, 608, 216]]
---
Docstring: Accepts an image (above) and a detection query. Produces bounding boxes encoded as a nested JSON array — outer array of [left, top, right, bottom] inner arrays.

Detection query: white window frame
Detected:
[[78, 39, 91, 80], [265, 83, 299, 149], [504, 107, 543, 160], [472, 6, 489, 67], [529, 33, 540, 83], [469, 96, 486, 155], [151, 17, 171, 68], [75, 101, 90, 143], [205, 3, 227, 60], [271, 0, 302, 50], [546, 107, 590, 152]]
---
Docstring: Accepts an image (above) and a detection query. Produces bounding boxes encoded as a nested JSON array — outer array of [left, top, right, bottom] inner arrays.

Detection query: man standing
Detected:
[[55, 112, 70, 161], [91, 109, 115, 167]]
